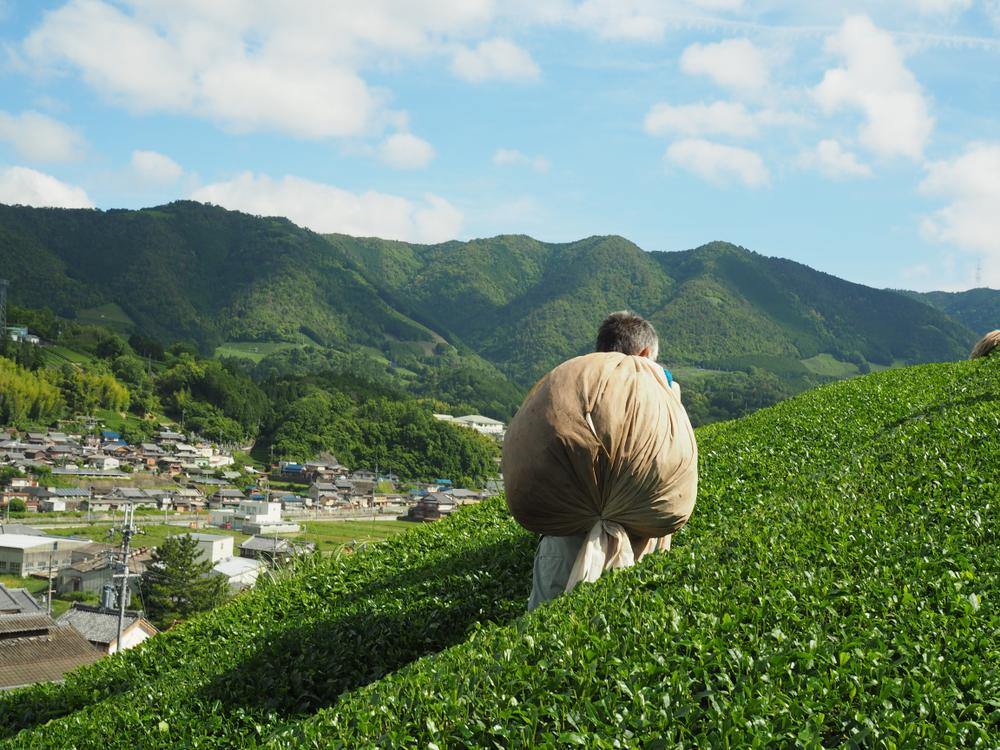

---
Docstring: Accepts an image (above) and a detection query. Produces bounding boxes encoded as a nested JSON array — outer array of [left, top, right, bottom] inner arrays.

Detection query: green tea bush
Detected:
[[270, 357, 998, 749], [2, 358, 996, 749]]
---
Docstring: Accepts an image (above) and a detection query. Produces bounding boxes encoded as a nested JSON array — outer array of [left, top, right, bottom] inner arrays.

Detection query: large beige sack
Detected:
[[503, 352, 698, 551]]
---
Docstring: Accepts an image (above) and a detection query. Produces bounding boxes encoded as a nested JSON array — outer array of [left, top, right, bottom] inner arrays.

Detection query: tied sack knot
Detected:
[[564, 519, 635, 594]]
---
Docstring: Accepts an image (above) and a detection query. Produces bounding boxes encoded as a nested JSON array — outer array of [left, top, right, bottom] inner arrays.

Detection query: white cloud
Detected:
[[22, 0, 503, 140], [813, 15, 933, 160], [190, 172, 462, 243], [0, 165, 93, 207], [571, 0, 744, 42], [451, 37, 540, 82], [131, 150, 184, 184], [679, 38, 771, 94], [0, 110, 84, 162], [797, 139, 872, 179], [919, 142, 1000, 287], [664, 138, 769, 187], [378, 133, 436, 169], [492, 148, 550, 172], [643, 101, 801, 139]]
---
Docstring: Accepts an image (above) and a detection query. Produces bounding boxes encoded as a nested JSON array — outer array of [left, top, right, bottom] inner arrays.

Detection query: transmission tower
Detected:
[[0, 279, 8, 337]]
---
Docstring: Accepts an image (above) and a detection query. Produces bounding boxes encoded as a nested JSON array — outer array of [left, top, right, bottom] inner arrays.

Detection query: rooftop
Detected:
[[57, 604, 152, 645], [0, 617, 104, 689], [0, 583, 41, 615], [213, 557, 265, 577], [0, 534, 86, 551]]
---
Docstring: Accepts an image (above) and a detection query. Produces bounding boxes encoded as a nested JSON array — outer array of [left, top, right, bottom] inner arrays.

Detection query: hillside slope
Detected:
[[341, 234, 976, 384], [2, 356, 996, 749], [904, 288, 1000, 338], [1, 202, 975, 393]]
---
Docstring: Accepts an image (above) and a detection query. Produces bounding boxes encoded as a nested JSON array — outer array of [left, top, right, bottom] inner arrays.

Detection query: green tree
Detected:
[[138, 534, 228, 628]]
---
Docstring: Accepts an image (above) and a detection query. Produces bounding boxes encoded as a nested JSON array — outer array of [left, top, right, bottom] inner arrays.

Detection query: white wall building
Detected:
[[0, 534, 88, 578], [453, 415, 506, 436], [187, 533, 234, 565], [212, 556, 265, 591]]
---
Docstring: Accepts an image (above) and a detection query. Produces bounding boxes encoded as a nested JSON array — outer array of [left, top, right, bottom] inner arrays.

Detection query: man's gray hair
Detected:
[[595, 311, 658, 360]]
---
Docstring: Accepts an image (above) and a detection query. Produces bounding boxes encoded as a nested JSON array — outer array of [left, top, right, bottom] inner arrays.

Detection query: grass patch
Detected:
[[0, 574, 48, 594], [295, 519, 411, 550], [214, 342, 304, 363], [76, 304, 135, 333], [800, 352, 861, 378], [46, 524, 251, 550]]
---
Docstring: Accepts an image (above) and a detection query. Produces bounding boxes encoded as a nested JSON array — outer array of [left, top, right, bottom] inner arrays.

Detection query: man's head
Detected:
[[595, 311, 658, 361]]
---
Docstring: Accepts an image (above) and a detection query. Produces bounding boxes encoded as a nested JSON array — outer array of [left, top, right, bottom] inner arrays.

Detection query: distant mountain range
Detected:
[[0, 200, 990, 420], [901, 288, 999, 339]]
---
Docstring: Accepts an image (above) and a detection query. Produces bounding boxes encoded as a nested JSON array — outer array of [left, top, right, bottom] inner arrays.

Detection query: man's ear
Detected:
[[637, 346, 653, 359]]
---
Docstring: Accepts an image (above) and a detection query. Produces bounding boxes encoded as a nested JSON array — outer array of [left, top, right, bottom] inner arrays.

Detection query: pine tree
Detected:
[[139, 534, 228, 628]]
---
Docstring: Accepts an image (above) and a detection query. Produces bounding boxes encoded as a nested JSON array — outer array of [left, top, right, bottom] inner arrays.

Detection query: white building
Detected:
[[212, 556, 265, 591], [187, 533, 234, 565], [433, 413, 506, 437], [209, 501, 298, 534], [0, 534, 89, 577], [453, 414, 506, 437]]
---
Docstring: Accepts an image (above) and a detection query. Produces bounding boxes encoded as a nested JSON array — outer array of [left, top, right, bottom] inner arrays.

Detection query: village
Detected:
[[0, 421, 504, 691]]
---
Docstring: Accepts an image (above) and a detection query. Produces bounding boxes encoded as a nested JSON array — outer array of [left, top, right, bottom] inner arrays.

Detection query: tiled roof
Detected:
[[0, 612, 53, 635], [57, 604, 151, 645], [0, 584, 42, 615], [0, 621, 102, 689]]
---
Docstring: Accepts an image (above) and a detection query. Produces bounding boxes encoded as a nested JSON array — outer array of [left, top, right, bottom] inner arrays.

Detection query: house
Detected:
[[91, 455, 121, 471], [308, 482, 340, 505], [56, 549, 150, 596], [211, 556, 266, 591], [0, 582, 40, 614], [80, 497, 112, 513], [57, 603, 158, 654], [0, 535, 89, 578], [70, 543, 116, 564], [0, 610, 102, 689], [239, 536, 315, 564], [187, 533, 234, 565], [401, 493, 458, 522], [171, 487, 205, 512], [38, 498, 66, 513], [209, 488, 245, 508], [110, 488, 158, 508], [447, 488, 482, 505], [211, 500, 298, 534]]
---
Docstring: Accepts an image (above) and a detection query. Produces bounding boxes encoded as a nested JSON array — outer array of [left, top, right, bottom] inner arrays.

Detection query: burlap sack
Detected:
[[503, 352, 698, 591]]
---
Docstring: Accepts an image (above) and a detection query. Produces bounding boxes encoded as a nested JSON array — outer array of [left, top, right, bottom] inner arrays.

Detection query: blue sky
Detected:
[[1, 1, 999, 291]]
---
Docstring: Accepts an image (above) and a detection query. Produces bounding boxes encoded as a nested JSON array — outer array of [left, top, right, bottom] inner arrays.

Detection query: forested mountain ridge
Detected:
[[339, 233, 976, 382], [901, 287, 1000, 338], [0, 200, 979, 422]]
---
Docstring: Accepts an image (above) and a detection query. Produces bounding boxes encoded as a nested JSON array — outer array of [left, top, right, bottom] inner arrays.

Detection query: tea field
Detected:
[[1, 357, 996, 748]]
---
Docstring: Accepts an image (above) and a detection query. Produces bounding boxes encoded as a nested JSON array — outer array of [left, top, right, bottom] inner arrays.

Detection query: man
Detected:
[[527, 311, 679, 611]]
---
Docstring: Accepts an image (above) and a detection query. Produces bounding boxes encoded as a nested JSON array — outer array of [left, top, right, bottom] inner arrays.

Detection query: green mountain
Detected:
[[339, 234, 976, 382], [0, 201, 979, 422], [2, 356, 996, 748], [902, 287, 1000, 338]]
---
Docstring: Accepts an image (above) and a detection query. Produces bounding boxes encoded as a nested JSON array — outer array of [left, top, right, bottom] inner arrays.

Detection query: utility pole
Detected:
[[112, 503, 138, 653], [46, 541, 56, 616]]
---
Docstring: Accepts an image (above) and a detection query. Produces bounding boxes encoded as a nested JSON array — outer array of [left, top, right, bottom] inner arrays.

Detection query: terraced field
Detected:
[[1, 357, 996, 748]]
